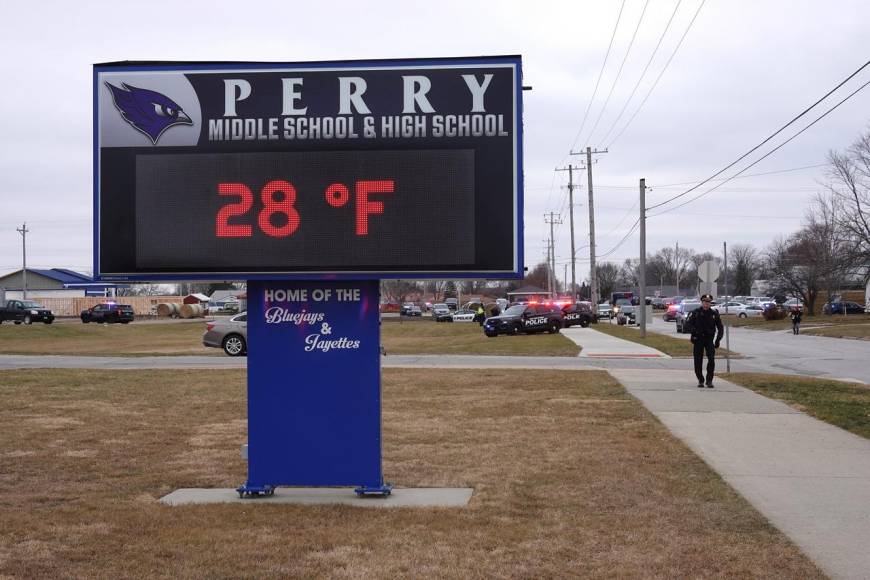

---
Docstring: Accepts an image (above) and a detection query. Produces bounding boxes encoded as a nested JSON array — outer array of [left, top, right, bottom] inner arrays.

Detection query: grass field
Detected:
[[592, 322, 740, 358], [801, 323, 870, 340], [0, 319, 214, 356], [381, 318, 580, 356], [730, 313, 870, 331], [0, 368, 821, 578], [726, 372, 870, 439], [0, 317, 581, 358]]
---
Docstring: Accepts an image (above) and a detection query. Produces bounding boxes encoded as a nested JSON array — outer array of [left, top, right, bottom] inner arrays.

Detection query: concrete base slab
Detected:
[[160, 487, 473, 508]]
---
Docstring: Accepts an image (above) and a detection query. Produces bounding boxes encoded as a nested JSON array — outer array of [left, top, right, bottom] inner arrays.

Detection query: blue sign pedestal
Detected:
[[238, 280, 390, 497]]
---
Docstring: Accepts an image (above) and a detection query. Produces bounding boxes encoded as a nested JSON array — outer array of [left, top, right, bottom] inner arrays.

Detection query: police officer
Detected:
[[689, 294, 724, 388]]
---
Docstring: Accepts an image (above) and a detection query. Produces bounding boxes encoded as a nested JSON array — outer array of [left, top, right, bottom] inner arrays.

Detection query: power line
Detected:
[[598, 218, 641, 259], [586, 0, 650, 146], [597, 0, 683, 148], [596, 163, 829, 190], [650, 75, 870, 217], [651, 163, 829, 187], [648, 57, 870, 212], [568, 0, 626, 154], [607, 0, 706, 149]]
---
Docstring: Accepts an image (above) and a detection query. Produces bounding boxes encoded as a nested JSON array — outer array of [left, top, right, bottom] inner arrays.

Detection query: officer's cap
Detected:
[[700, 294, 714, 302]]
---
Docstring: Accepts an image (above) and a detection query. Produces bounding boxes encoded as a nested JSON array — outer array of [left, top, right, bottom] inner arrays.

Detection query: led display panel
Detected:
[[94, 56, 523, 280]]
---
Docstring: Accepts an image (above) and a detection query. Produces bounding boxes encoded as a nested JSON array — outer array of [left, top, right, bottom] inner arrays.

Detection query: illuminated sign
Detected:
[[94, 56, 524, 280]]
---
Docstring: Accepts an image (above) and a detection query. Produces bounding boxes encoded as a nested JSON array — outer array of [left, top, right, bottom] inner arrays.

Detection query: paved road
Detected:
[[0, 319, 866, 385], [643, 315, 870, 384]]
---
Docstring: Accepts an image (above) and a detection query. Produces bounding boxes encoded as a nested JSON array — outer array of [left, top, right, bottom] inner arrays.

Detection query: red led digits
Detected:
[[216, 183, 253, 237], [324, 183, 350, 207], [355, 180, 394, 236], [258, 180, 300, 237], [216, 178, 394, 238]]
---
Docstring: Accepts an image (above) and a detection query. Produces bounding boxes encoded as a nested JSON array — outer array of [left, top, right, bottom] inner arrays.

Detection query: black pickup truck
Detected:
[[0, 299, 55, 325], [483, 303, 563, 337]]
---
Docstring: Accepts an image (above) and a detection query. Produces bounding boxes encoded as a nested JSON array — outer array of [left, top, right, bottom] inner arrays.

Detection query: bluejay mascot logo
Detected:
[[105, 82, 193, 144]]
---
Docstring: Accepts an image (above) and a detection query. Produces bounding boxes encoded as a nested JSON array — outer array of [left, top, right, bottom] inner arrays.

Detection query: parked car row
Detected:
[[0, 300, 138, 325]]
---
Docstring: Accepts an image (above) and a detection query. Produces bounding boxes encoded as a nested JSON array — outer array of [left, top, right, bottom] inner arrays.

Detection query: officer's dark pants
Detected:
[[693, 337, 715, 383]]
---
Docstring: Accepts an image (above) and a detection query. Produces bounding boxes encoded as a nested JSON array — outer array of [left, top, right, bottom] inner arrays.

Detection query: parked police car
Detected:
[[483, 303, 563, 337], [561, 301, 596, 328]]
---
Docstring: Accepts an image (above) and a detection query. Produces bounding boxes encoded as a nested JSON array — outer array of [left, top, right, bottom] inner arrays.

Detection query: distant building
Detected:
[[506, 285, 551, 303], [0, 268, 128, 300], [182, 293, 211, 305], [750, 280, 771, 297]]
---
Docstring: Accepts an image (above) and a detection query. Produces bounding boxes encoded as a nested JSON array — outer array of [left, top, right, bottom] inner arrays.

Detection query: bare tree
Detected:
[[766, 196, 853, 313], [595, 262, 620, 300], [730, 244, 758, 296], [523, 262, 551, 290], [380, 280, 421, 304], [618, 258, 641, 289], [649, 245, 695, 294], [827, 132, 870, 270]]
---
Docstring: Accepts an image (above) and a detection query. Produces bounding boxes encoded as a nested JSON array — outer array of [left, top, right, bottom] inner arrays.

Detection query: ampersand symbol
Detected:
[[321, 323, 332, 335]]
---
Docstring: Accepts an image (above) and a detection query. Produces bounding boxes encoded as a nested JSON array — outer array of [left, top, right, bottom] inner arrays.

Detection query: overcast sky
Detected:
[[1, 0, 868, 282]]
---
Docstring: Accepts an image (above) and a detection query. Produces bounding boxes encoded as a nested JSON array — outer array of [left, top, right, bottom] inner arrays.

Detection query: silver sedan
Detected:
[[203, 312, 248, 356]]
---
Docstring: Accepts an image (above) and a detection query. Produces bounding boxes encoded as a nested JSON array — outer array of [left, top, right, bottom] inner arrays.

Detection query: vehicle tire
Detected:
[[548, 321, 560, 334], [121, 321, 130, 324], [512, 323, 522, 335], [223, 334, 247, 357], [14, 321, 21, 325], [580, 319, 589, 328], [44, 320, 52, 325], [82, 317, 89, 323], [24, 315, 32, 325], [485, 331, 497, 338], [738, 313, 747, 319]]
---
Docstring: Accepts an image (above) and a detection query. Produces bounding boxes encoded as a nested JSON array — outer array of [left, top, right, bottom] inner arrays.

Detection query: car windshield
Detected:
[[504, 305, 526, 316], [616, 299, 632, 306], [21, 301, 43, 308]]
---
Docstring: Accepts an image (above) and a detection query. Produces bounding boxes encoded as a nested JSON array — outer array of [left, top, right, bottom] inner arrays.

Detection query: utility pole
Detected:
[[17, 222, 29, 299], [639, 179, 647, 338], [544, 212, 562, 297], [564, 263, 568, 298], [570, 147, 607, 306], [724, 241, 731, 373], [555, 164, 579, 299]]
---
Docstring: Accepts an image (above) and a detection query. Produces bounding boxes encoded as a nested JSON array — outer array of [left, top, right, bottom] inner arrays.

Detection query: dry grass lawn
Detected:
[[802, 323, 870, 340], [726, 372, 870, 439], [0, 318, 580, 358], [381, 318, 580, 356], [0, 319, 214, 356], [731, 313, 870, 331], [0, 368, 821, 578], [592, 323, 740, 358]]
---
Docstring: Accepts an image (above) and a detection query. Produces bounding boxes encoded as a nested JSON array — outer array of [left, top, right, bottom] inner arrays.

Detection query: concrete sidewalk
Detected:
[[562, 326, 670, 358], [610, 369, 870, 580]]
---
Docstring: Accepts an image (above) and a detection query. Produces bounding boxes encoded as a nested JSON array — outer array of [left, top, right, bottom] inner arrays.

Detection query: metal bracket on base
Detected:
[[236, 483, 276, 498], [354, 483, 393, 497]]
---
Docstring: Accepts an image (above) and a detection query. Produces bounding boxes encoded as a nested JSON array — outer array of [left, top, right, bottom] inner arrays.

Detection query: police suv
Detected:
[[483, 303, 564, 337]]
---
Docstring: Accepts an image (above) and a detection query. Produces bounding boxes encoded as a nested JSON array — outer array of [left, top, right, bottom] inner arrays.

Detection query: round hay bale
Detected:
[[156, 303, 180, 318], [180, 303, 205, 319]]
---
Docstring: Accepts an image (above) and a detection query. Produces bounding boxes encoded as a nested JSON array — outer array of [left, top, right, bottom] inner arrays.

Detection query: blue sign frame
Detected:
[[239, 279, 389, 496], [92, 55, 524, 281]]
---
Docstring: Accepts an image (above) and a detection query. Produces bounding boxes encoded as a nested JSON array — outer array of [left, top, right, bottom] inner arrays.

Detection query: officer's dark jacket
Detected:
[[689, 307, 724, 342]]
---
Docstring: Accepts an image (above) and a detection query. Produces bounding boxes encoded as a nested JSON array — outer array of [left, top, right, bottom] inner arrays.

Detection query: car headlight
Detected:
[[30, 310, 38, 315]]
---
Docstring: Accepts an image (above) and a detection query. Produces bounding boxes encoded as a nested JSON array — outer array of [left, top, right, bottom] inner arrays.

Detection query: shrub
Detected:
[[763, 306, 788, 321]]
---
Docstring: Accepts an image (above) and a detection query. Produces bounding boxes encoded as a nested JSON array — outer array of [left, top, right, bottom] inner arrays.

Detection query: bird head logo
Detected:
[[105, 82, 193, 144]]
